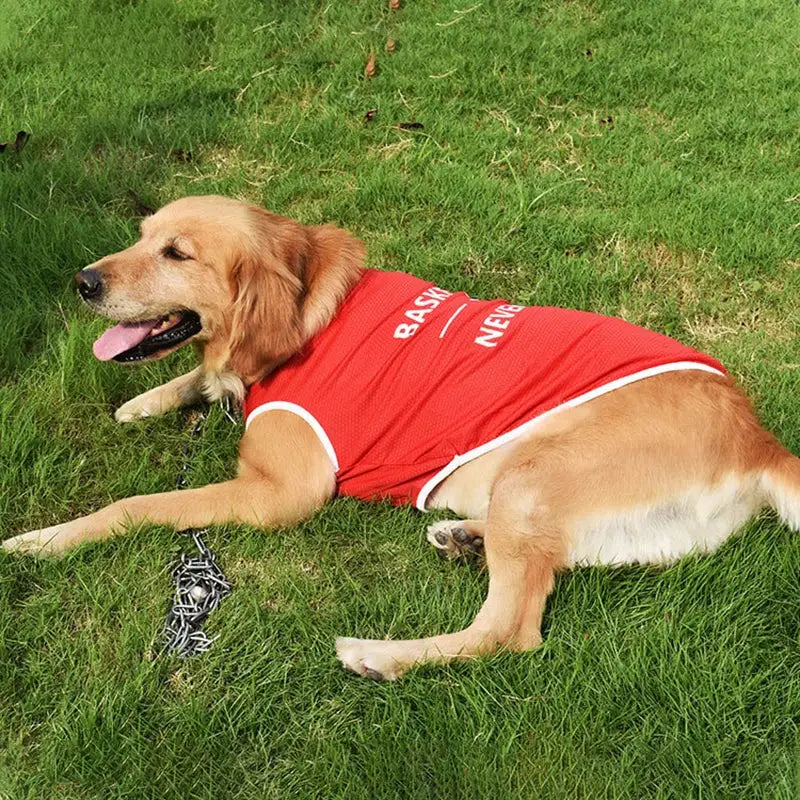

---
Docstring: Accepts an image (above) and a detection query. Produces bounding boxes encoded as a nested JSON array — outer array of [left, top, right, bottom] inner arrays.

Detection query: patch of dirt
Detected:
[[170, 144, 283, 188], [539, 0, 601, 26], [370, 137, 415, 160], [167, 668, 195, 696], [634, 106, 675, 133], [594, 237, 797, 346]]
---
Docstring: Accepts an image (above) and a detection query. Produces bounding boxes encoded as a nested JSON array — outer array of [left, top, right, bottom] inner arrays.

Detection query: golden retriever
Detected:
[[4, 195, 799, 681]]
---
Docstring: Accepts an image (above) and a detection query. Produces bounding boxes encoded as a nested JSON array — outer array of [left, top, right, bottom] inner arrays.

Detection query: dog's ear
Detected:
[[227, 210, 307, 383], [226, 206, 365, 384], [301, 224, 366, 337]]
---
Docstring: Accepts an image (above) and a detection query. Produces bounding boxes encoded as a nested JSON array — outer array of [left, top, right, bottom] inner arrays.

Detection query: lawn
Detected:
[[1, 0, 799, 797]]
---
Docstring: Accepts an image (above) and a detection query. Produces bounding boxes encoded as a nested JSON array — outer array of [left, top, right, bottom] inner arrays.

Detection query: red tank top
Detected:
[[244, 270, 724, 510]]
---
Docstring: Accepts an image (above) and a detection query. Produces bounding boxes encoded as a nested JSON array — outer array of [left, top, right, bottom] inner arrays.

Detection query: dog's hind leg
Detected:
[[336, 371, 784, 680], [336, 554, 545, 681], [336, 459, 567, 680]]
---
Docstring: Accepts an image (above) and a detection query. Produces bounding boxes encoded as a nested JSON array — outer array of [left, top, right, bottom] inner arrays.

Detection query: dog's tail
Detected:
[[761, 446, 800, 530]]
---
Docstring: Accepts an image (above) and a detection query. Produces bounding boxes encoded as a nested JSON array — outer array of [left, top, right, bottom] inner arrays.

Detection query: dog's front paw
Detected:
[[2, 526, 69, 557], [114, 396, 155, 423], [426, 520, 484, 559], [335, 637, 407, 681]]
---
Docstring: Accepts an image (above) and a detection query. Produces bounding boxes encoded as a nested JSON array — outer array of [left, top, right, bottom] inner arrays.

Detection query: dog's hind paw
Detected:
[[426, 520, 484, 559]]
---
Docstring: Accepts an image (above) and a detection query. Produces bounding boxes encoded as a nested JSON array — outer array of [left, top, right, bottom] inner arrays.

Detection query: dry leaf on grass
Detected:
[[386, 39, 396, 53], [365, 52, 377, 78]]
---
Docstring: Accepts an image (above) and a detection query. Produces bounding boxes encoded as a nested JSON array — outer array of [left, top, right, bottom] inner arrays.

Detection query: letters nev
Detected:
[[474, 304, 525, 348]]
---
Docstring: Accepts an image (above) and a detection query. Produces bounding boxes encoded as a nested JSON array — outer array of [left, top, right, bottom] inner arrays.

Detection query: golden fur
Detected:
[[5, 195, 799, 681]]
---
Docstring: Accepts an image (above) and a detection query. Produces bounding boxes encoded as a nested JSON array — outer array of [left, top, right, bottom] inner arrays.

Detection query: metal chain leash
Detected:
[[160, 407, 234, 658], [161, 528, 232, 658]]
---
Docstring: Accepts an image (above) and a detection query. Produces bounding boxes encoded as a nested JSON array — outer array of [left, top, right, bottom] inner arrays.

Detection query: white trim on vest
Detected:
[[246, 401, 340, 473], [414, 361, 726, 511]]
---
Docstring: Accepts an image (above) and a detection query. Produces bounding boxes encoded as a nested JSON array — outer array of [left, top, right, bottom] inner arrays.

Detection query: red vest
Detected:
[[244, 270, 724, 510]]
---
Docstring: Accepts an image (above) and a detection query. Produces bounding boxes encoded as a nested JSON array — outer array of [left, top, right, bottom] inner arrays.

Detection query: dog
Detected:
[[5, 195, 799, 681]]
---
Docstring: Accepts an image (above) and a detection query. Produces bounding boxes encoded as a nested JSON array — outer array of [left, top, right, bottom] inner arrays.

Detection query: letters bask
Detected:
[[393, 286, 452, 339]]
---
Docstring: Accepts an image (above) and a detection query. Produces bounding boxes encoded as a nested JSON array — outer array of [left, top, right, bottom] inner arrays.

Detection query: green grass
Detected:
[[1, 0, 799, 797]]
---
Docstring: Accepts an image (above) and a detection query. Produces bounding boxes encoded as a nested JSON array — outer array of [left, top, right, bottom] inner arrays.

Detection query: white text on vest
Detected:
[[393, 286, 452, 339], [474, 304, 525, 347]]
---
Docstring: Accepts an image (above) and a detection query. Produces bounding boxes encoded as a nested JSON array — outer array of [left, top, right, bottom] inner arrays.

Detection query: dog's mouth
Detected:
[[93, 310, 202, 363]]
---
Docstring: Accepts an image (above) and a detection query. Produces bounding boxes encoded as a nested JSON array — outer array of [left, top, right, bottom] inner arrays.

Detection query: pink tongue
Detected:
[[93, 319, 160, 361]]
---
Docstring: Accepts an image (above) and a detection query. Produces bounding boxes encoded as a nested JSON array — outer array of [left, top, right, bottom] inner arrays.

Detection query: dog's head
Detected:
[[78, 195, 365, 392]]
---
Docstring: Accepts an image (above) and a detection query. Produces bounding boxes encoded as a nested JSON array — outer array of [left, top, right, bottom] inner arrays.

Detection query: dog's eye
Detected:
[[163, 245, 189, 261]]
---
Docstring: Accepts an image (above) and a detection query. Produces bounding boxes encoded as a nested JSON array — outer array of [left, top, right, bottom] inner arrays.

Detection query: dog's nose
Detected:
[[75, 268, 103, 301]]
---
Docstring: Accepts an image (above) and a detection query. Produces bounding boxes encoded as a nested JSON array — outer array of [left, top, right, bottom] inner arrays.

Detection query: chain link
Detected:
[[160, 408, 234, 658]]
